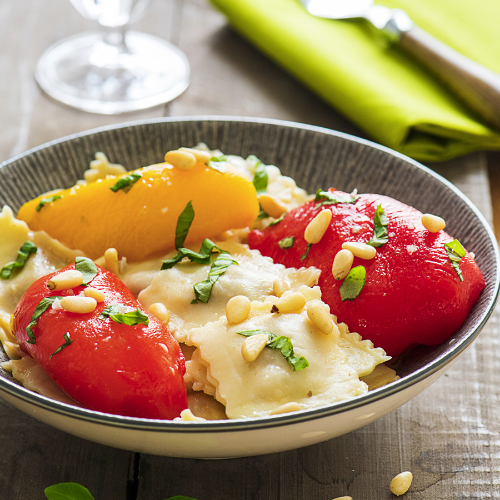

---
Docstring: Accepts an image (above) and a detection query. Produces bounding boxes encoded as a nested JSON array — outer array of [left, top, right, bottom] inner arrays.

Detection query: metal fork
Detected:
[[299, 0, 500, 130]]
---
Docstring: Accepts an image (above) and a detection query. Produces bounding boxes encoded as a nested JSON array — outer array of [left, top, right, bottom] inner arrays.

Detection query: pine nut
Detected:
[[104, 247, 119, 275], [174, 409, 206, 421], [307, 301, 339, 338], [226, 295, 251, 324], [304, 209, 332, 244], [271, 292, 306, 314], [84, 287, 105, 302], [390, 471, 413, 496], [165, 150, 197, 170], [47, 270, 84, 291], [421, 213, 446, 233], [272, 278, 290, 297], [269, 402, 302, 415], [241, 333, 268, 362], [148, 303, 170, 324], [341, 241, 376, 260], [258, 194, 287, 218], [60, 296, 97, 314], [332, 249, 354, 280], [179, 147, 211, 164], [332, 497, 352, 500]]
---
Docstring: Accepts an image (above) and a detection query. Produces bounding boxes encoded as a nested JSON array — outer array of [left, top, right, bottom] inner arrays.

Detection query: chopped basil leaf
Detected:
[[175, 201, 195, 249], [162, 238, 223, 270], [278, 236, 295, 249], [444, 239, 466, 282], [0, 241, 37, 280], [207, 155, 227, 173], [109, 172, 141, 193], [99, 304, 149, 326], [75, 256, 98, 285], [268, 212, 286, 227], [44, 482, 95, 500], [300, 243, 312, 261], [367, 204, 389, 247], [26, 296, 62, 344], [236, 329, 309, 371], [192, 253, 238, 304], [256, 204, 269, 220], [50, 333, 73, 359], [36, 195, 62, 212], [339, 265, 366, 301], [314, 189, 358, 208], [252, 162, 268, 194]]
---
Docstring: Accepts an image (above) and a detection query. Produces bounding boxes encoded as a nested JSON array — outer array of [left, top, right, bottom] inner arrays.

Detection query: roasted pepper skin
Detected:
[[248, 191, 485, 357], [12, 264, 188, 419]]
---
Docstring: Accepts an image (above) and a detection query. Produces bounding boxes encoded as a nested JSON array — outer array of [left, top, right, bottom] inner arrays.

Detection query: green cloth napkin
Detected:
[[209, 0, 500, 161]]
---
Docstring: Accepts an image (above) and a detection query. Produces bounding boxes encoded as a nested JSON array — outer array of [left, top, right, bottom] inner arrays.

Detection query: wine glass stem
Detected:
[[102, 25, 128, 54]]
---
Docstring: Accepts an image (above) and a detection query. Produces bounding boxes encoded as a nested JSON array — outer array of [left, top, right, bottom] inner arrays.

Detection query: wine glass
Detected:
[[35, 0, 190, 114]]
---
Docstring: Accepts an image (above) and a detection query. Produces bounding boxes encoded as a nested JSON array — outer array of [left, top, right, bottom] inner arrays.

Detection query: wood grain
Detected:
[[1, 0, 499, 499]]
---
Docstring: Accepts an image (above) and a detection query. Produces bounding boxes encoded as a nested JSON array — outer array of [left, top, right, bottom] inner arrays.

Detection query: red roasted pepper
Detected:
[[12, 262, 188, 419], [248, 191, 485, 357]]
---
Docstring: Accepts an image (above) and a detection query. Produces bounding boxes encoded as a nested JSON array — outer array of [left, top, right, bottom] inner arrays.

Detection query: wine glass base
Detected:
[[35, 31, 190, 114]]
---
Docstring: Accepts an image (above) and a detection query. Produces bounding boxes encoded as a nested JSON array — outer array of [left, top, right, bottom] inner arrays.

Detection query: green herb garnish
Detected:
[[207, 155, 227, 173], [339, 265, 366, 301], [26, 296, 62, 344], [0, 241, 37, 280], [367, 204, 389, 247], [109, 172, 141, 193], [300, 243, 312, 261], [175, 201, 195, 249], [236, 329, 309, 371], [444, 239, 466, 282], [99, 304, 149, 326], [162, 238, 225, 270], [192, 253, 238, 304], [278, 237, 295, 249], [256, 204, 269, 221], [50, 333, 73, 359], [75, 256, 98, 285], [314, 189, 358, 208], [268, 212, 286, 227], [36, 195, 62, 212], [252, 161, 268, 194]]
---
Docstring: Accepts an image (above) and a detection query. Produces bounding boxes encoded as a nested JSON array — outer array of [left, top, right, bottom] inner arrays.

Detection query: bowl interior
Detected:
[[0, 117, 498, 421]]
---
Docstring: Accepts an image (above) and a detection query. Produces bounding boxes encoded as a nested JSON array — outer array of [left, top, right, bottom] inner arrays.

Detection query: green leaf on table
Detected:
[[36, 195, 62, 212], [367, 204, 389, 247], [44, 482, 94, 500], [0, 240, 37, 280], [236, 329, 309, 371], [339, 265, 366, 301], [75, 256, 98, 285], [109, 172, 141, 193]]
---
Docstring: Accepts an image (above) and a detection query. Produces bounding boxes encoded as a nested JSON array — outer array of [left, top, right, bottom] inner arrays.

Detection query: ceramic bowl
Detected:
[[0, 117, 498, 458]]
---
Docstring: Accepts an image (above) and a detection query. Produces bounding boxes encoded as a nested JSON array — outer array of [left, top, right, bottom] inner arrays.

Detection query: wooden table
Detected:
[[1, 1, 499, 499]]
